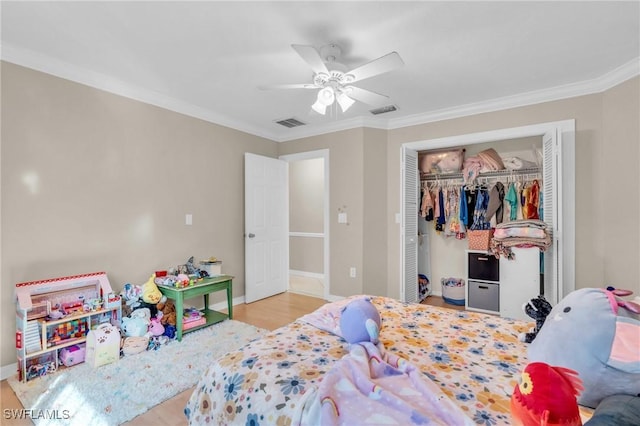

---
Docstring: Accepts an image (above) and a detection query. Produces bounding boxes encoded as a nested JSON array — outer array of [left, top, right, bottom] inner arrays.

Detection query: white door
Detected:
[[244, 153, 289, 303], [542, 130, 561, 304], [402, 147, 419, 303]]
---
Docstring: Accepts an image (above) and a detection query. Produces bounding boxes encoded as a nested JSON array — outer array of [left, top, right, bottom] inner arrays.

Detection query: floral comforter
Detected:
[[184, 296, 530, 425]]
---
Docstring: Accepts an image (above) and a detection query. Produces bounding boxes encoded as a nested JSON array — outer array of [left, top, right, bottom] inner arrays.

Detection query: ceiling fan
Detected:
[[260, 44, 404, 115]]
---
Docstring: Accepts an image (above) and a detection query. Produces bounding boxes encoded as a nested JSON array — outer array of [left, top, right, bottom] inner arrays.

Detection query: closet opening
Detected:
[[417, 137, 544, 302], [400, 120, 576, 318]]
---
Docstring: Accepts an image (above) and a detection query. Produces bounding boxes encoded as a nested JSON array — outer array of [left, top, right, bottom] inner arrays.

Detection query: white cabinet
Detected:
[[466, 248, 541, 320], [499, 247, 541, 321]]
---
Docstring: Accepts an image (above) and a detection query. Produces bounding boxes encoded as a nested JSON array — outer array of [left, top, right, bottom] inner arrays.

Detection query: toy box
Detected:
[[59, 344, 86, 367], [441, 277, 466, 306], [85, 323, 119, 368]]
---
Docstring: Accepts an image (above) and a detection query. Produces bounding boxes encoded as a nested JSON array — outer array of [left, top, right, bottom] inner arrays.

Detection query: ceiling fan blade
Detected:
[[346, 86, 390, 107], [346, 51, 404, 83], [258, 83, 318, 90], [291, 44, 329, 75]]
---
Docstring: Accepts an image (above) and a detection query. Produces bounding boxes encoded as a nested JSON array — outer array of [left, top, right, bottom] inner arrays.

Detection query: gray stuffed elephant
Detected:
[[528, 287, 640, 408]]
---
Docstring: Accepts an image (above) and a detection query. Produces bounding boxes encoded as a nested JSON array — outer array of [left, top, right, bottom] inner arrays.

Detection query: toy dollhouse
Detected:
[[15, 271, 121, 381]]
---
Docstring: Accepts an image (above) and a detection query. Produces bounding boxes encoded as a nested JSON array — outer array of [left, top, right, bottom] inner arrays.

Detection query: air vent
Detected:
[[369, 105, 398, 115], [275, 118, 306, 128]]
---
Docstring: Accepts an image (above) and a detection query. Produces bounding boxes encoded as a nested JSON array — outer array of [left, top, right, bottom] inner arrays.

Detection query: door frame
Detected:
[[400, 119, 575, 303], [279, 149, 331, 300]]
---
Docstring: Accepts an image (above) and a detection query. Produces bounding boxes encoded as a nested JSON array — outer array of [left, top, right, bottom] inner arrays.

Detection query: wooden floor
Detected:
[[0, 293, 457, 425]]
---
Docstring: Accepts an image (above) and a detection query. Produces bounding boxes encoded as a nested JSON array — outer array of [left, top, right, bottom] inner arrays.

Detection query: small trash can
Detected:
[[441, 278, 466, 306]]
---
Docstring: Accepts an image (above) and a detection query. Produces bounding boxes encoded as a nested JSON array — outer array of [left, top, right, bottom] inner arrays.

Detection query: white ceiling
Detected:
[[2, 1, 639, 142]]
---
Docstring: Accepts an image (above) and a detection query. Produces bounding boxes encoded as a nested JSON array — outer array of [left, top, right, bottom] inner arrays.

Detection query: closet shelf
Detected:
[[421, 167, 540, 182]]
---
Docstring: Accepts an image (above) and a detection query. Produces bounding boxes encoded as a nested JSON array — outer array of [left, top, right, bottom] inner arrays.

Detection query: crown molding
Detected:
[[388, 57, 640, 130], [2, 42, 638, 143], [0, 43, 280, 141]]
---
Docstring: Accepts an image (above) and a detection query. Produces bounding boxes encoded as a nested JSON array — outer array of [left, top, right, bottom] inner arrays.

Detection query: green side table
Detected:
[[157, 275, 233, 341]]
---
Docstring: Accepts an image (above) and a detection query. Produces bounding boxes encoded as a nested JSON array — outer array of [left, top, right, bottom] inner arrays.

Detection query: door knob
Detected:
[[248, 233, 255, 238]]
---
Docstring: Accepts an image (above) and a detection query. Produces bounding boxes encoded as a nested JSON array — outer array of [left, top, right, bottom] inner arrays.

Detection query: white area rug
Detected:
[[8, 320, 266, 426]]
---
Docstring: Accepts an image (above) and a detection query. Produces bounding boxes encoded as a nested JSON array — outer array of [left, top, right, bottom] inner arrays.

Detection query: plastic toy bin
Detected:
[[441, 278, 466, 306]]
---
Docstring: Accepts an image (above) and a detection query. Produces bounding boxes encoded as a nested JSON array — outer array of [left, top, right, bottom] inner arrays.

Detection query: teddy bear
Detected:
[[156, 298, 176, 327], [519, 294, 552, 343]]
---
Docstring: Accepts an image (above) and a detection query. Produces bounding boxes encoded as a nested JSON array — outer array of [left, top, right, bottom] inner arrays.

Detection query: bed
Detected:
[[184, 296, 532, 425]]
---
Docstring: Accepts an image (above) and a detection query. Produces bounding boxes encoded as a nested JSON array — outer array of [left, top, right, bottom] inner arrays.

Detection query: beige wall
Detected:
[[0, 62, 277, 366], [278, 129, 365, 297], [601, 77, 640, 288], [362, 128, 388, 296], [386, 78, 639, 299], [289, 157, 324, 273], [289, 237, 323, 274], [289, 158, 324, 233]]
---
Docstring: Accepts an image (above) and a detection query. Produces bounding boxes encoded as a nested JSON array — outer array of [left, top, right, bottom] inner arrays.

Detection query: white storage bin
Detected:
[[441, 278, 466, 306]]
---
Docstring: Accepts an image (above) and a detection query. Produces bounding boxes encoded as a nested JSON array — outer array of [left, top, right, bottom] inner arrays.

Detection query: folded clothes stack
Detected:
[[490, 219, 551, 259]]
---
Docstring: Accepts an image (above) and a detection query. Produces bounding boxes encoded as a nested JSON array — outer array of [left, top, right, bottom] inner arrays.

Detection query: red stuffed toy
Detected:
[[511, 362, 584, 426]]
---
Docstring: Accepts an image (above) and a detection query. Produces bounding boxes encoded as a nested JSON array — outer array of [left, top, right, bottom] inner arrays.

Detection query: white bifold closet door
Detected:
[[542, 130, 561, 304], [402, 147, 419, 303]]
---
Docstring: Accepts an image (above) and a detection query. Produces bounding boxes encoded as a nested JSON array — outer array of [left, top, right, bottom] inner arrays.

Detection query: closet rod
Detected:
[[420, 167, 541, 182]]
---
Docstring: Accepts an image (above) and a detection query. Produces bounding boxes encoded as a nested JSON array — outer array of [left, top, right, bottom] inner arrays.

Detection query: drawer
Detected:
[[468, 280, 500, 312], [468, 252, 499, 282]]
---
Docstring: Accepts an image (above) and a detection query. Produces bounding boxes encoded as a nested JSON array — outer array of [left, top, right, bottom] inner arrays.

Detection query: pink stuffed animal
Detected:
[[148, 317, 165, 337]]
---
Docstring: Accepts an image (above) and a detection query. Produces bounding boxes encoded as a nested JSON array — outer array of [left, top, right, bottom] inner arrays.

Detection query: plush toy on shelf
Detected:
[[519, 295, 553, 343], [156, 299, 177, 327], [339, 298, 381, 344], [510, 362, 583, 426]]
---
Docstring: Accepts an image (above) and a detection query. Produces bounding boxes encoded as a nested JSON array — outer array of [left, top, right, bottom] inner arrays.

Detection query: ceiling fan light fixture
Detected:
[[336, 92, 355, 112], [311, 99, 327, 115], [318, 87, 335, 106]]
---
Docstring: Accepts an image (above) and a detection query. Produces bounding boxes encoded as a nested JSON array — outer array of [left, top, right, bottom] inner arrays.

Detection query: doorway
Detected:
[[280, 150, 330, 300], [401, 120, 575, 306]]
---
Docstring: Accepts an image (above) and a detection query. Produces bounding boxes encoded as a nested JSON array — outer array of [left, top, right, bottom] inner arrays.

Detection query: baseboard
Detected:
[[288, 288, 323, 298], [208, 295, 246, 312], [326, 294, 345, 302], [289, 270, 324, 279], [1, 362, 17, 381]]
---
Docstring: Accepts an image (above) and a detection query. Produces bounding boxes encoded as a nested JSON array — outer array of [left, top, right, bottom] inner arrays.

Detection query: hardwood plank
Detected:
[[421, 295, 465, 311], [0, 292, 326, 426]]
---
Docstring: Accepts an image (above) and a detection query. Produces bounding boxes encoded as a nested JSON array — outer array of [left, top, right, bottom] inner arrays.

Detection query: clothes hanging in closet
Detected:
[[486, 182, 505, 224], [471, 189, 491, 230]]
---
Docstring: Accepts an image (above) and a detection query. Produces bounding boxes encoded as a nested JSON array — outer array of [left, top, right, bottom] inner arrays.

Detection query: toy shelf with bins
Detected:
[[15, 272, 121, 382]]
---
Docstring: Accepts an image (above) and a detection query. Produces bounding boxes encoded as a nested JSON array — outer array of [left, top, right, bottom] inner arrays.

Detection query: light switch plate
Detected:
[[338, 213, 348, 224]]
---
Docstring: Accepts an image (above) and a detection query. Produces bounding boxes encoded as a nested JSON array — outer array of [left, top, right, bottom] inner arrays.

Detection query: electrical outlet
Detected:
[[185, 214, 193, 225], [349, 267, 356, 278]]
